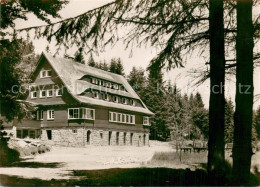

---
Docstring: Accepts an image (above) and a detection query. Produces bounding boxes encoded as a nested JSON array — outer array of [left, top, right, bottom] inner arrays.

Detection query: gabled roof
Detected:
[[37, 52, 153, 115]]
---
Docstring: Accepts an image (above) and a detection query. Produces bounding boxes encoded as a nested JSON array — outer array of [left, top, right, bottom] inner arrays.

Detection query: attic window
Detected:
[[47, 89, 53, 97], [130, 99, 135, 106], [122, 98, 128, 104], [31, 91, 37, 99], [113, 96, 118, 103], [40, 70, 52, 78], [40, 90, 46, 98], [103, 93, 109, 101], [91, 78, 96, 84], [56, 89, 62, 96], [93, 91, 99, 99]]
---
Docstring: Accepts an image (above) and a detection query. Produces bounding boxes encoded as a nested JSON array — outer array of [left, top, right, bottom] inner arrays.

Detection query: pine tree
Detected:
[[101, 60, 109, 71], [224, 98, 234, 143], [115, 58, 125, 76], [87, 54, 96, 67], [109, 58, 117, 73], [127, 67, 146, 96], [74, 48, 85, 64]]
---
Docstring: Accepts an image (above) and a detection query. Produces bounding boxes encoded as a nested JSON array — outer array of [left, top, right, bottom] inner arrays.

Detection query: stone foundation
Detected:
[[41, 128, 149, 147]]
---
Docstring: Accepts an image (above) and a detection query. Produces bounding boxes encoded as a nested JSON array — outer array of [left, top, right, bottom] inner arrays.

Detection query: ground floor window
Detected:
[[17, 130, 22, 138]]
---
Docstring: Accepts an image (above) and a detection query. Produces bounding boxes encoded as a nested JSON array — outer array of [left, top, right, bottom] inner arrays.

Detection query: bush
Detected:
[[0, 137, 20, 166]]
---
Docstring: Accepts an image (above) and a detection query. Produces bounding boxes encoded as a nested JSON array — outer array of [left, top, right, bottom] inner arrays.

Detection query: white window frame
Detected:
[[40, 90, 46, 98], [109, 111, 135, 124], [130, 99, 136, 106], [114, 84, 119, 90], [91, 78, 96, 84], [113, 96, 118, 103], [122, 98, 128, 105], [47, 89, 54, 97], [106, 82, 111, 88], [103, 93, 109, 101], [47, 110, 54, 120], [36, 110, 44, 120], [93, 91, 99, 99], [56, 89, 62, 96], [68, 108, 95, 120], [143, 116, 150, 126], [31, 91, 37, 99], [40, 70, 52, 78]]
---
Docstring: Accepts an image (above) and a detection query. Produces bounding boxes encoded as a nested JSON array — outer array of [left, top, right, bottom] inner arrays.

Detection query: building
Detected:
[[14, 53, 153, 147]]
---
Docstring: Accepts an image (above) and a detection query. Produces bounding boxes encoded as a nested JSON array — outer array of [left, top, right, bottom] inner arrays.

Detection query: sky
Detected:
[[13, 0, 260, 109]]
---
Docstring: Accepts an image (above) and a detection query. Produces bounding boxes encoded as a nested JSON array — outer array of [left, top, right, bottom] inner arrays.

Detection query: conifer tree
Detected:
[[224, 98, 234, 143], [87, 54, 96, 67]]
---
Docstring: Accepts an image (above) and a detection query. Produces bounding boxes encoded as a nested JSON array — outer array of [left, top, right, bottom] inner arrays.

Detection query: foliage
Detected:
[[87, 53, 96, 67], [74, 47, 85, 64], [225, 99, 234, 143], [0, 0, 68, 29], [254, 106, 260, 140]]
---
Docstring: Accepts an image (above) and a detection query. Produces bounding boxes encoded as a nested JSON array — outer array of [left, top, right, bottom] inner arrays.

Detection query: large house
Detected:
[[14, 53, 153, 147]]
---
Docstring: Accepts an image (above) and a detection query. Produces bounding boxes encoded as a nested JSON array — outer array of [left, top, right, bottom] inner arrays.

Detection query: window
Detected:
[[31, 91, 37, 99], [114, 84, 119, 90], [96, 79, 100, 85], [47, 110, 54, 120], [17, 130, 22, 138], [143, 116, 150, 126], [103, 93, 108, 101], [68, 108, 95, 120], [100, 132, 103, 139], [122, 98, 128, 104], [47, 89, 53, 97], [37, 110, 44, 120], [100, 80, 104, 86], [113, 96, 118, 103], [91, 78, 96, 84], [109, 112, 135, 124], [68, 108, 79, 119], [56, 89, 62, 96], [40, 70, 52, 78], [40, 90, 46, 98], [130, 99, 136, 106], [106, 82, 111, 88], [93, 91, 99, 99], [72, 129, 77, 134]]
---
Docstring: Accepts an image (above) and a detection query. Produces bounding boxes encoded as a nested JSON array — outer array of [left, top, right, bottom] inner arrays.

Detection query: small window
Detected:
[[93, 92, 99, 99], [106, 82, 111, 88], [47, 89, 53, 97], [122, 114, 126, 123], [40, 70, 52, 78], [122, 98, 128, 104], [47, 110, 54, 120], [56, 89, 62, 96], [96, 79, 100, 85], [91, 78, 96, 84], [109, 112, 113, 122], [37, 110, 44, 120], [143, 116, 150, 126], [40, 90, 46, 98], [113, 96, 118, 103], [117, 113, 122, 122], [114, 84, 119, 90], [126, 115, 130, 123], [72, 129, 77, 134], [130, 99, 135, 106], [113, 112, 117, 122], [31, 91, 37, 99], [103, 93, 109, 101]]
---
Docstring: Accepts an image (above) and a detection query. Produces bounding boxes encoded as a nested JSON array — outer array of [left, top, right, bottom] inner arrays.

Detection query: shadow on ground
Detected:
[[1, 167, 259, 186]]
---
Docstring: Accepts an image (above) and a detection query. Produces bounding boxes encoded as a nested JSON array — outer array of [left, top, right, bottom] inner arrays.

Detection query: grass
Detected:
[[147, 151, 208, 168]]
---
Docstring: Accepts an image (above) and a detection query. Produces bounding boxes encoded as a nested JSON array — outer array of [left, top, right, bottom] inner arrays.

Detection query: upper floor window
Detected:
[[93, 91, 99, 99], [130, 99, 135, 106], [113, 96, 118, 103], [36, 110, 44, 120], [68, 108, 95, 120], [122, 98, 128, 105], [40, 90, 46, 98], [109, 111, 135, 124], [31, 91, 37, 99], [56, 89, 62, 96], [47, 89, 53, 97], [102, 93, 109, 101], [47, 110, 54, 120], [143, 116, 150, 126], [40, 70, 52, 78]]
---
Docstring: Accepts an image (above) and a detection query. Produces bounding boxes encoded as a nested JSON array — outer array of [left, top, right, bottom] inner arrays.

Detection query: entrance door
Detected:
[[108, 131, 112, 145], [116, 132, 119, 145], [87, 130, 91, 144], [130, 133, 133, 145]]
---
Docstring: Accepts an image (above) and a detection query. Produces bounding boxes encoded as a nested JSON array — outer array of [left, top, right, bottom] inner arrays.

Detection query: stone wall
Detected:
[[41, 128, 149, 147]]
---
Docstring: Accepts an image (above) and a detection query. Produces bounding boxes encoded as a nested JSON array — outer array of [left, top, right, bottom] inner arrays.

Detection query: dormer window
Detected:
[[113, 96, 118, 103], [31, 91, 37, 99], [40, 90, 46, 98], [47, 89, 53, 97], [106, 82, 111, 88], [103, 93, 109, 101], [56, 89, 62, 96], [91, 78, 96, 84], [93, 91, 99, 99], [40, 70, 52, 78], [130, 99, 135, 106], [122, 98, 128, 105]]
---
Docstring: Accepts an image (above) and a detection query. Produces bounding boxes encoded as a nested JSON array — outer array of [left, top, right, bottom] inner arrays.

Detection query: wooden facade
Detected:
[[15, 53, 153, 146]]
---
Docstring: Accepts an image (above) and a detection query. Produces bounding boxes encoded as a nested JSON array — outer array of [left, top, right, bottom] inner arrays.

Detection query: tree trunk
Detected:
[[233, 0, 254, 185], [207, 0, 225, 182]]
